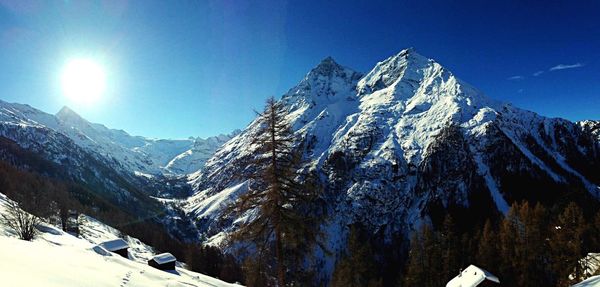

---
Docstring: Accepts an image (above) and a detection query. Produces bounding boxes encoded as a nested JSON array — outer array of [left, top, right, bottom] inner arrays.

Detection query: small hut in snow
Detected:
[[148, 253, 176, 271], [446, 265, 500, 287], [99, 238, 129, 258]]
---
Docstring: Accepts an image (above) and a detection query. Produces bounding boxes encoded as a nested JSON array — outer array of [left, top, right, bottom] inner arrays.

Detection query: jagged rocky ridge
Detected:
[[185, 49, 600, 274]]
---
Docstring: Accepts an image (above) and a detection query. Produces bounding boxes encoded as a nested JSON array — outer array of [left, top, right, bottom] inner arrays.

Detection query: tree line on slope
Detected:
[[327, 201, 600, 287]]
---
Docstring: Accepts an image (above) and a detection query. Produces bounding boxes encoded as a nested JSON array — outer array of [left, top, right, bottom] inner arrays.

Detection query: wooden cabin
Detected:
[[99, 238, 129, 258], [148, 253, 177, 271], [446, 264, 500, 287]]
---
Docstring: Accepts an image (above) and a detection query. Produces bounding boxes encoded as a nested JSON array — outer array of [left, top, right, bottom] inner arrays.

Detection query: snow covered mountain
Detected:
[[0, 99, 234, 229], [186, 49, 600, 272], [0, 102, 233, 177]]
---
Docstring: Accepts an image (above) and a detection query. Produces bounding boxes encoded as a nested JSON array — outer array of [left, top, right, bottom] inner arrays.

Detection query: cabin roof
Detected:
[[99, 239, 129, 251], [151, 253, 176, 265], [446, 264, 500, 287]]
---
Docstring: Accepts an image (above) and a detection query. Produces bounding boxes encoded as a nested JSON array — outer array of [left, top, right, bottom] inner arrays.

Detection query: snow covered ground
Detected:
[[0, 193, 242, 287], [574, 276, 600, 287]]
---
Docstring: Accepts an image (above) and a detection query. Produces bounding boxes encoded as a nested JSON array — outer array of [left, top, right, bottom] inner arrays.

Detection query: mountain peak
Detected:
[[57, 106, 77, 116], [357, 47, 435, 94], [56, 106, 88, 125], [320, 56, 336, 64], [387, 47, 429, 66], [307, 56, 345, 78], [281, 56, 362, 107]]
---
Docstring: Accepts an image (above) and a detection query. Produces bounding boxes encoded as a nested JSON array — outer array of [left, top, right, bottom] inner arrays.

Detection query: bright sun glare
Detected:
[[61, 58, 106, 104]]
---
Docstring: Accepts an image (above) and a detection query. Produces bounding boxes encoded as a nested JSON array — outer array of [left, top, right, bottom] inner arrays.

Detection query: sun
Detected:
[[61, 58, 106, 104]]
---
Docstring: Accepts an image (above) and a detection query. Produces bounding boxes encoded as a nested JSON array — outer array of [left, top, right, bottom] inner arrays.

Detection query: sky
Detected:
[[0, 0, 598, 139]]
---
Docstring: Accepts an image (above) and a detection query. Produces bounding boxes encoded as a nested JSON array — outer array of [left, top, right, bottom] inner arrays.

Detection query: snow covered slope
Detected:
[[0, 101, 232, 176], [186, 49, 600, 271], [0, 193, 241, 287], [575, 276, 600, 287]]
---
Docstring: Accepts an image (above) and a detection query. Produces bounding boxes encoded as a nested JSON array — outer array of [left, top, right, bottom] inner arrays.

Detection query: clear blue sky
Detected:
[[0, 0, 598, 139]]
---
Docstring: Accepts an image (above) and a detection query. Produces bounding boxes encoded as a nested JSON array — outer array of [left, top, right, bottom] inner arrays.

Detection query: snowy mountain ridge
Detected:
[[0, 100, 234, 176], [185, 49, 600, 276]]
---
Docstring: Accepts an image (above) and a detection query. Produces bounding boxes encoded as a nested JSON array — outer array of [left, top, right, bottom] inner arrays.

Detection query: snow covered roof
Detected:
[[150, 253, 176, 265], [99, 239, 129, 251], [446, 265, 500, 287], [92, 245, 112, 257]]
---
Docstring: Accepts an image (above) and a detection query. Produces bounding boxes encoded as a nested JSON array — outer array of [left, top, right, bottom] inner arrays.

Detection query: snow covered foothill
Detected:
[[0, 193, 243, 287]]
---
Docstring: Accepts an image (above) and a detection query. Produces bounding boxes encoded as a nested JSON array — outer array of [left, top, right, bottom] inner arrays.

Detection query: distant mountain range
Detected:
[[0, 101, 236, 177], [0, 99, 234, 228]]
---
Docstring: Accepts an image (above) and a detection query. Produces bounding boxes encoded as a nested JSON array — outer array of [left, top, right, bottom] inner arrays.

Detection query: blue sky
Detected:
[[0, 0, 598, 139]]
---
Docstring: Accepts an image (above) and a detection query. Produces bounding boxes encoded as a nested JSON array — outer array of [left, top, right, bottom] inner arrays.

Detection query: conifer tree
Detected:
[[227, 97, 321, 286], [592, 212, 600, 251], [524, 203, 551, 284], [476, 219, 499, 272], [498, 203, 520, 286], [330, 225, 382, 287], [440, 215, 461, 280], [551, 202, 588, 285], [403, 230, 426, 286], [404, 225, 442, 287]]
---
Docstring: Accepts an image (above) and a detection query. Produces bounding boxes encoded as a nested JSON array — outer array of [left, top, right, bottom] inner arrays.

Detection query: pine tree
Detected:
[[524, 203, 550, 284], [330, 225, 382, 287], [403, 230, 426, 286], [498, 203, 520, 286], [242, 256, 269, 287], [496, 202, 553, 285], [551, 202, 588, 285], [227, 97, 321, 286], [476, 219, 499, 272], [440, 215, 460, 281], [404, 224, 442, 287], [592, 212, 600, 251]]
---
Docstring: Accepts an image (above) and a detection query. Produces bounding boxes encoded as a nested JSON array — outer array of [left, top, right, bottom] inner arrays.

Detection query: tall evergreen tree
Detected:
[[498, 203, 521, 286], [476, 219, 499, 273], [440, 215, 461, 281], [404, 225, 442, 287], [330, 225, 382, 287], [227, 97, 321, 286], [592, 211, 600, 252], [551, 202, 588, 286]]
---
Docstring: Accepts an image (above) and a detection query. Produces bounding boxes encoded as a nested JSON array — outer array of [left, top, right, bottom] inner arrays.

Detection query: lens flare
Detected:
[[61, 59, 106, 104]]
